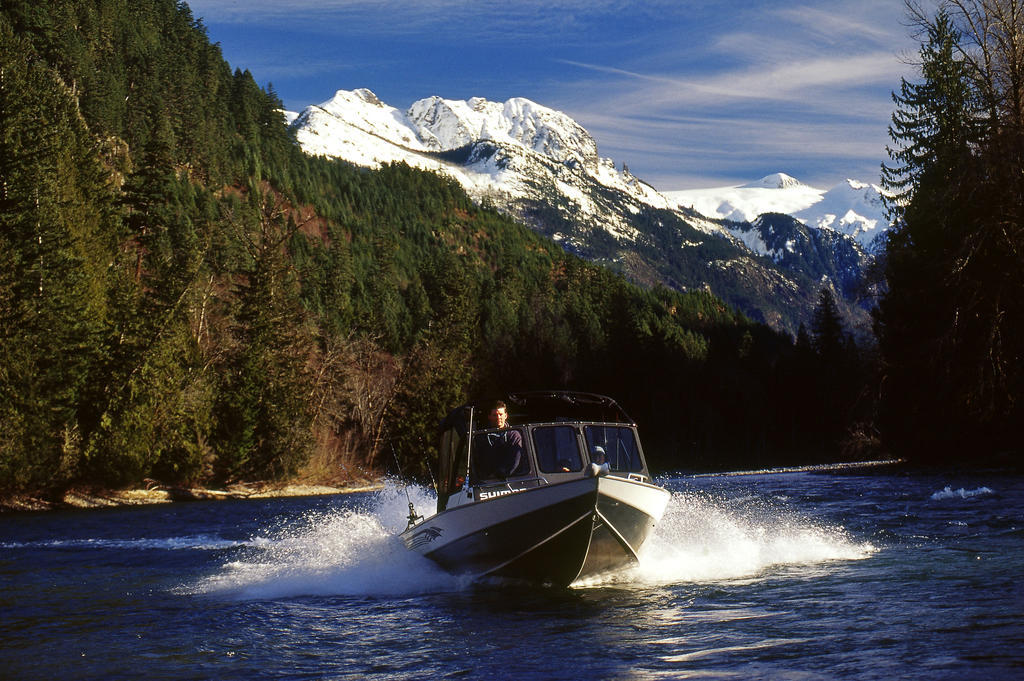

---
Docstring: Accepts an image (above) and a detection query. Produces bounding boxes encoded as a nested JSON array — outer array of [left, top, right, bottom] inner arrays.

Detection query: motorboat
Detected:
[[401, 391, 671, 586]]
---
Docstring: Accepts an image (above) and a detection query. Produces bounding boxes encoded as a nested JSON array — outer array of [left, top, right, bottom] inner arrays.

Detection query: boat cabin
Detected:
[[435, 392, 655, 512]]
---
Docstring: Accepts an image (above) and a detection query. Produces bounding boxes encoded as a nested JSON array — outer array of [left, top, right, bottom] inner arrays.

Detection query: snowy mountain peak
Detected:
[[290, 88, 672, 235], [405, 94, 599, 167], [352, 88, 384, 106], [794, 178, 889, 251], [743, 173, 805, 189], [666, 173, 891, 253], [320, 88, 387, 112]]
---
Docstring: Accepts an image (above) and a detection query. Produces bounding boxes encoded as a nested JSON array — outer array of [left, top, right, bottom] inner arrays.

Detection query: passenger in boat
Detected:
[[588, 445, 611, 476], [477, 400, 526, 479]]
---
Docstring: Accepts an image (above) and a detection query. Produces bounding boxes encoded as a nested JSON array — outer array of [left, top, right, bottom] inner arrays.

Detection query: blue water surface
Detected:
[[1, 468, 1021, 680]]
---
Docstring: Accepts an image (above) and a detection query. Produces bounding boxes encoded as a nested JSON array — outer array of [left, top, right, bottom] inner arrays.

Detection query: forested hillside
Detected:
[[0, 1, 871, 498]]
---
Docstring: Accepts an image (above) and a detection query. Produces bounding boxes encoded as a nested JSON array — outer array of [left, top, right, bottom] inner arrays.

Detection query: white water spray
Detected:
[[191, 480, 876, 597], [191, 481, 461, 599], [930, 485, 995, 501], [628, 489, 876, 585]]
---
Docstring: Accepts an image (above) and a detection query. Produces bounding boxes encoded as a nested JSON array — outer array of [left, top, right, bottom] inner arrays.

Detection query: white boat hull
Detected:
[[402, 475, 670, 586]]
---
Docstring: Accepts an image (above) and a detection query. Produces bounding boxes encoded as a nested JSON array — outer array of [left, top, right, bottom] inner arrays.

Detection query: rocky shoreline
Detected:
[[0, 479, 385, 513]]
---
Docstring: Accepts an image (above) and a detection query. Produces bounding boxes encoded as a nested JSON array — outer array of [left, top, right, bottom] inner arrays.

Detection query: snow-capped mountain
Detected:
[[666, 173, 822, 223], [292, 88, 671, 242], [289, 89, 880, 334], [666, 173, 891, 253]]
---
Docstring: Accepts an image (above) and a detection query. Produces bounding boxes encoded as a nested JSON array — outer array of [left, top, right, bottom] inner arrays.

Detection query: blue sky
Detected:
[[184, 0, 920, 190]]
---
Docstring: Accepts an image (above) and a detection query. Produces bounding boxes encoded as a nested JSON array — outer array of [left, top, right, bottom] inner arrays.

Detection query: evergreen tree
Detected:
[[214, 188, 314, 482], [811, 287, 846, 364], [0, 20, 120, 492], [810, 286, 861, 454], [876, 3, 1024, 460], [387, 249, 479, 478], [880, 9, 980, 216]]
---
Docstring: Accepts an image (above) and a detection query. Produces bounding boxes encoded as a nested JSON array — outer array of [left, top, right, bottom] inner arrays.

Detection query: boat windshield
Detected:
[[471, 427, 530, 481], [584, 425, 644, 473], [532, 425, 584, 474]]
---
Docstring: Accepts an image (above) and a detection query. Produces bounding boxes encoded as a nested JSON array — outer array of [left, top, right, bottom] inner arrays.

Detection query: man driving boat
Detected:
[[477, 400, 526, 479]]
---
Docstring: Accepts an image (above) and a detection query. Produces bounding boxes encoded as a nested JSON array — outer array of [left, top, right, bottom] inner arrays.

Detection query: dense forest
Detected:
[[0, 0, 1018, 500]]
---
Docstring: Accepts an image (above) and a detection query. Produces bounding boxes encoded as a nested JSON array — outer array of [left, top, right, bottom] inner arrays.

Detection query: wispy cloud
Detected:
[[581, 116, 891, 189], [559, 52, 900, 107], [187, 0, 684, 39], [772, 4, 910, 46], [538, 2, 916, 187], [188, 0, 921, 188]]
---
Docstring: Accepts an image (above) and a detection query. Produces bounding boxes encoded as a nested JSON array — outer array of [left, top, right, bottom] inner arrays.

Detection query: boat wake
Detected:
[[187, 480, 875, 598], [188, 482, 460, 600], [577, 489, 877, 588]]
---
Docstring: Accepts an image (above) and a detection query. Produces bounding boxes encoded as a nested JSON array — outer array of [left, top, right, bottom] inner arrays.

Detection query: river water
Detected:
[[1, 466, 1021, 680]]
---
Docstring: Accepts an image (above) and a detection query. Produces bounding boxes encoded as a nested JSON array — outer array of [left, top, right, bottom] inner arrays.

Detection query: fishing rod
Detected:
[[463, 406, 475, 492], [390, 442, 423, 530]]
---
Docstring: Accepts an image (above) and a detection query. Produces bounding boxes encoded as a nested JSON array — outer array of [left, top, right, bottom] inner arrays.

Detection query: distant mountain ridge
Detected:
[[666, 173, 890, 254], [292, 88, 672, 229], [289, 89, 883, 333]]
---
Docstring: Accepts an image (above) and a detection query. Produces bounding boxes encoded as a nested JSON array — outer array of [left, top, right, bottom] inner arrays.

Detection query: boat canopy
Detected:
[[503, 391, 634, 425], [433, 392, 634, 511]]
